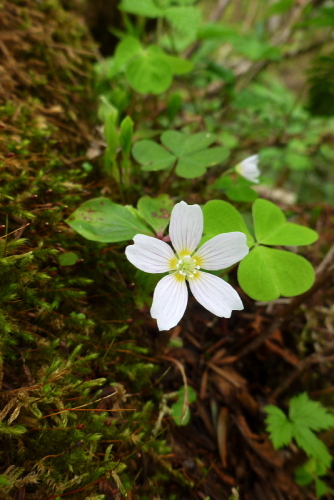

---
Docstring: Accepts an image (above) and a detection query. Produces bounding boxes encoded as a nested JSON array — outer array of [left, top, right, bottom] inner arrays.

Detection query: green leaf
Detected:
[[231, 35, 281, 62], [126, 47, 173, 94], [114, 36, 142, 69], [164, 6, 201, 42], [203, 200, 254, 247], [67, 198, 153, 243], [238, 246, 315, 301], [137, 195, 174, 235], [211, 175, 233, 190], [0, 475, 12, 486], [260, 223, 318, 246], [294, 464, 314, 486], [286, 151, 313, 171], [170, 386, 197, 426], [225, 186, 258, 203], [119, 0, 163, 18], [133, 270, 162, 310], [292, 425, 332, 467], [161, 131, 217, 156], [167, 92, 182, 121], [253, 199, 318, 246], [134, 132, 228, 178], [289, 393, 334, 432], [315, 478, 330, 497], [253, 199, 285, 242], [58, 252, 79, 267], [132, 140, 176, 171], [264, 405, 293, 449], [120, 116, 134, 156], [104, 114, 119, 157], [266, 0, 294, 16], [176, 147, 229, 178], [162, 54, 194, 75]]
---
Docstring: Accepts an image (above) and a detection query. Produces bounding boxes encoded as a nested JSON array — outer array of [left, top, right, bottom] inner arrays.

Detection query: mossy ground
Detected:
[[0, 1, 190, 498]]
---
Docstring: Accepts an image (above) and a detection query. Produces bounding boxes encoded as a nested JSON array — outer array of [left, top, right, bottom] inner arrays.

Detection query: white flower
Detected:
[[125, 201, 249, 331], [235, 154, 260, 184]]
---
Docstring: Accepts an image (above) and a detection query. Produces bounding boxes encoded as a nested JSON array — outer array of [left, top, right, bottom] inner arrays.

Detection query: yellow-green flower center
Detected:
[[176, 255, 200, 279]]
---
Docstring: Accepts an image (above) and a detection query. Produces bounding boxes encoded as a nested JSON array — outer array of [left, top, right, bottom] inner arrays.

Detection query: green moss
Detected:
[[0, 1, 190, 498]]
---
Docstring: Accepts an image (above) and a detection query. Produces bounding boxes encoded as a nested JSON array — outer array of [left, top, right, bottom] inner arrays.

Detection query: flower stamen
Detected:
[[175, 253, 201, 280]]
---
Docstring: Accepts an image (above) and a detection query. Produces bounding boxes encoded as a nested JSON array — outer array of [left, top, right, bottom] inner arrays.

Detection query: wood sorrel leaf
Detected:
[[203, 200, 254, 247], [238, 246, 315, 301], [137, 195, 174, 235], [126, 47, 173, 94], [161, 131, 217, 155], [253, 199, 318, 245], [67, 198, 153, 243], [176, 147, 229, 178], [162, 54, 194, 75], [114, 36, 142, 69], [133, 131, 229, 178], [225, 185, 258, 202], [132, 140, 176, 171]]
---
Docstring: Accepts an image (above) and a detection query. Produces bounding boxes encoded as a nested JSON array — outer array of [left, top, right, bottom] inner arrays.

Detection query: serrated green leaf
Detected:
[[203, 200, 254, 247], [126, 48, 173, 94], [137, 195, 174, 235], [264, 405, 293, 449], [132, 140, 176, 171], [238, 246, 315, 301], [253, 199, 318, 246], [292, 425, 332, 467], [67, 198, 153, 243], [289, 393, 334, 432]]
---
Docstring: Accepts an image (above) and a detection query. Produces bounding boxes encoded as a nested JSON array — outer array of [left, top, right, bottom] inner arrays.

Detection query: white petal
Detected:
[[244, 154, 258, 165], [125, 234, 177, 273], [236, 154, 260, 183], [151, 273, 188, 331], [189, 271, 243, 318], [194, 232, 249, 270], [169, 201, 203, 256]]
